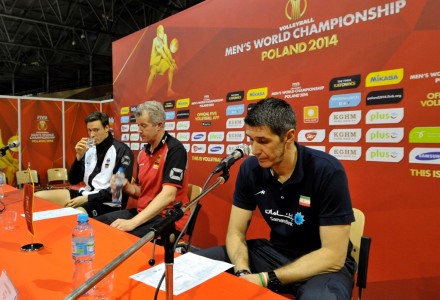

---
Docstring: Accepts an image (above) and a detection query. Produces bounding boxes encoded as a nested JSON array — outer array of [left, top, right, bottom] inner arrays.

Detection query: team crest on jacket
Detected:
[[153, 155, 161, 169]]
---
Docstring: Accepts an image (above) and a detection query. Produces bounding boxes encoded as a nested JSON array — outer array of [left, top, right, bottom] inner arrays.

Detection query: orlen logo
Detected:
[[285, 0, 307, 21], [191, 132, 206, 141], [366, 108, 404, 124], [366, 68, 404, 87], [366, 147, 404, 162], [176, 98, 190, 108], [297, 129, 325, 143], [208, 144, 225, 154], [192, 144, 206, 154]]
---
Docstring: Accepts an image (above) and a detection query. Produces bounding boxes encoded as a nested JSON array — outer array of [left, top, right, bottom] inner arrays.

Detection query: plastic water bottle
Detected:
[[112, 167, 124, 206], [72, 213, 94, 293], [0, 170, 4, 199]]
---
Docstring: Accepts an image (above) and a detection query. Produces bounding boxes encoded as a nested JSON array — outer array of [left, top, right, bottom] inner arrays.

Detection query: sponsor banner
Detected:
[[366, 147, 404, 162], [366, 127, 404, 143], [176, 132, 190, 141], [365, 68, 404, 87], [120, 116, 130, 123], [121, 133, 129, 141], [303, 106, 319, 123], [130, 124, 139, 132], [409, 127, 440, 143], [130, 143, 140, 151], [226, 117, 245, 129], [329, 74, 361, 91], [329, 146, 362, 161], [168, 132, 176, 137], [192, 144, 207, 154], [365, 107, 404, 124], [226, 91, 244, 102], [120, 106, 130, 114], [329, 129, 362, 143], [226, 104, 245, 116], [208, 132, 225, 142], [297, 129, 326, 143], [121, 124, 129, 132], [366, 88, 404, 105], [329, 110, 361, 125], [247, 87, 268, 100], [226, 131, 245, 142], [329, 92, 361, 108], [130, 133, 140, 141], [176, 121, 190, 130], [191, 132, 207, 141], [165, 122, 176, 131], [208, 144, 225, 155], [176, 98, 190, 108], [176, 110, 190, 119], [409, 148, 440, 165], [163, 101, 175, 109], [165, 111, 175, 120]]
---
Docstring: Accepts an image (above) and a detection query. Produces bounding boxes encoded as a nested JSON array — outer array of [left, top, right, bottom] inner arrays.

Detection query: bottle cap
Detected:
[[78, 213, 89, 222], [118, 166, 125, 173]]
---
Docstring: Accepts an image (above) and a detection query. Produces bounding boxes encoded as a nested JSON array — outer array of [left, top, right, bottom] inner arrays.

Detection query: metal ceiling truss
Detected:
[[0, 0, 203, 96]]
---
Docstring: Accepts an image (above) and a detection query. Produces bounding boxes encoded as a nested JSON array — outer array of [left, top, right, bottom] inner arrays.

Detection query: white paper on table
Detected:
[[20, 207, 82, 221], [130, 252, 234, 295], [0, 269, 18, 300]]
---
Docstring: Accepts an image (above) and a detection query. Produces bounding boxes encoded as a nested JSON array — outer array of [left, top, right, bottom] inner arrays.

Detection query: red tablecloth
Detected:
[[0, 185, 286, 299]]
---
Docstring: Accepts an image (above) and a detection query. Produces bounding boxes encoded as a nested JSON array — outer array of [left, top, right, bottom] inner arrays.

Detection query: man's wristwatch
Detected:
[[267, 271, 282, 292], [235, 269, 251, 277]]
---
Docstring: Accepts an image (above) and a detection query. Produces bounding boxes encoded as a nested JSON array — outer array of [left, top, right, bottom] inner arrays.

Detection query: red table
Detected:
[[0, 185, 287, 299]]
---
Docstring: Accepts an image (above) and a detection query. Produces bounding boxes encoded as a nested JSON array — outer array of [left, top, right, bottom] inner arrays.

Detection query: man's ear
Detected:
[[285, 129, 296, 143]]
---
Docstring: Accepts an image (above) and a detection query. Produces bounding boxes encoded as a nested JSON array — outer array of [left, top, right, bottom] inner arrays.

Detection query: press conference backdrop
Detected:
[[111, 0, 440, 297], [0, 96, 114, 187]]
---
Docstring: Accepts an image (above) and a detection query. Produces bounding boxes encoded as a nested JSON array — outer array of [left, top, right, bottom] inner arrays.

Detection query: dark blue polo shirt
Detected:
[[233, 142, 354, 260]]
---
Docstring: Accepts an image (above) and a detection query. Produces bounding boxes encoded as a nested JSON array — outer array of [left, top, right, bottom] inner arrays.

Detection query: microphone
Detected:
[[0, 141, 20, 152], [212, 144, 250, 174]]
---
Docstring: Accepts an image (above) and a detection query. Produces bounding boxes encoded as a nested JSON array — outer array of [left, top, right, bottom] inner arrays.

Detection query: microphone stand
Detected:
[[65, 171, 229, 300]]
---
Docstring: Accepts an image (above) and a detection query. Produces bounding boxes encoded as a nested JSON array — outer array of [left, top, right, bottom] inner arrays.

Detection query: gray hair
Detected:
[[135, 100, 166, 128]]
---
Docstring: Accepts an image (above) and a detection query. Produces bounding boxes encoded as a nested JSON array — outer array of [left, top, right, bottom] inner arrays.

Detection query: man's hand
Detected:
[[75, 137, 89, 160], [110, 218, 136, 232], [240, 273, 264, 287], [65, 195, 88, 208]]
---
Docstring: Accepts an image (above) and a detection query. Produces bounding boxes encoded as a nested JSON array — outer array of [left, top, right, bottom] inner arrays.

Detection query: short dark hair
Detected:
[[85, 111, 109, 127], [244, 97, 296, 138]]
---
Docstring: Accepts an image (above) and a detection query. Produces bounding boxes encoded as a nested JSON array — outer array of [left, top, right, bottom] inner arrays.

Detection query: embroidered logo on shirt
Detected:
[[255, 190, 266, 195], [105, 158, 111, 169], [153, 155, 161, 169], [294, 212, 305, 225], [170, 168, 184, 181], [299, 195, 311, 207]]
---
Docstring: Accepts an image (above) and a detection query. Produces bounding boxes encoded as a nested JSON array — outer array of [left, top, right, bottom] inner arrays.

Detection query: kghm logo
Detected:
[[285, 0, 307, 21]]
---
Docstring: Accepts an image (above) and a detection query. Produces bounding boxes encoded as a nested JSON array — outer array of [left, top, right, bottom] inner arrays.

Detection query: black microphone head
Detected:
[[236, 144, 250, 157], [9, 141, 20, 148]]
